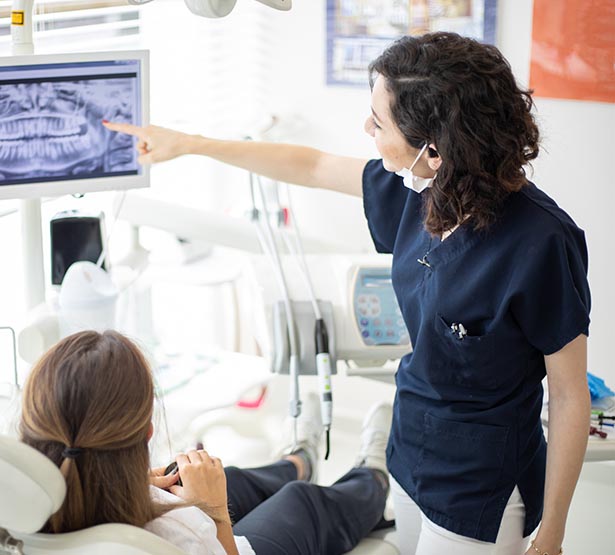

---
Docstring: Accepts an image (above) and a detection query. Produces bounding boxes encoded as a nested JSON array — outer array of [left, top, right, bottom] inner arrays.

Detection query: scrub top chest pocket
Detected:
[[432, 313, 498, 389]]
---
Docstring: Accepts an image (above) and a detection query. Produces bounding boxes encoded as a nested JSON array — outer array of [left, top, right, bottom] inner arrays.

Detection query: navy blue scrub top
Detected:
[[362, 159, 591, 543]]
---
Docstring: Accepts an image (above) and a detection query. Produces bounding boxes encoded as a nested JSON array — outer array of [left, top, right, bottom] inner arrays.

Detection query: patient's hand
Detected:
[[149, 466, 180, 490], [170, 450, 230, 524]]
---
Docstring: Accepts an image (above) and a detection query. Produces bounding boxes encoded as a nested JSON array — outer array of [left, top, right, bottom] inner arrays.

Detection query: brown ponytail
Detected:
[[20, 330, 171, 533]]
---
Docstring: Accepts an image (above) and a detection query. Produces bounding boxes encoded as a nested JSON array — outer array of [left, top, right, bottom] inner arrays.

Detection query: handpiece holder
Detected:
[[272, 300, 337, 376]]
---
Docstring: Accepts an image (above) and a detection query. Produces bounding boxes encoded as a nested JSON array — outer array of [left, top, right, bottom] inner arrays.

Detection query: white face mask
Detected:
[[395, 143, 436, 193]]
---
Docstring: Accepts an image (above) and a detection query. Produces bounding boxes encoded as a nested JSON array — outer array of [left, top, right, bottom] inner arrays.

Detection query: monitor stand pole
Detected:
[[20, 200, 45, 311], [12, 1, 45, 311]]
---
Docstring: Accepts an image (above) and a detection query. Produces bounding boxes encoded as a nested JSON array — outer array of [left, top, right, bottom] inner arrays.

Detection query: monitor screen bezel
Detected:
[[0, 49, 150, 200]]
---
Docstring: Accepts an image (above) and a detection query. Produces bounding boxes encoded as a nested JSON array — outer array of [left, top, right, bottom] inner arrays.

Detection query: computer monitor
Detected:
[[0, 50, 149, 200]]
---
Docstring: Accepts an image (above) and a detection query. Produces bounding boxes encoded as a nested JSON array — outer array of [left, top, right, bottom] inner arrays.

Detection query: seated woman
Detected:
[[19, 330, 392, 555]]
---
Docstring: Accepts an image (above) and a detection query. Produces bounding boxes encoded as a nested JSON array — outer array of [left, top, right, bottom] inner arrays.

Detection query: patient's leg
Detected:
[[225, 393, 321, 522], [232, 467, 387, 555], [225, 460, 297, 523]]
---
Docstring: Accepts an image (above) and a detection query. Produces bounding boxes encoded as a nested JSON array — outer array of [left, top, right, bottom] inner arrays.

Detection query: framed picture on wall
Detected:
[[326, 0, 498, 86]]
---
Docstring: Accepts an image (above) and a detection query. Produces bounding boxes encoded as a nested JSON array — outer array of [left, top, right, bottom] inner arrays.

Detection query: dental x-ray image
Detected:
[[0, 74, 140, 186]]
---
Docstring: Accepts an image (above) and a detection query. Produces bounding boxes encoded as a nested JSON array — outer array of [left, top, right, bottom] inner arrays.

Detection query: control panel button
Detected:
[[360, 318, 369, 327], [361, 330, 370, 338]]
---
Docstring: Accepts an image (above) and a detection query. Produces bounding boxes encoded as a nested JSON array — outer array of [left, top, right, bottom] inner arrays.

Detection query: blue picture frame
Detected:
[[326, 0, 498, 87]]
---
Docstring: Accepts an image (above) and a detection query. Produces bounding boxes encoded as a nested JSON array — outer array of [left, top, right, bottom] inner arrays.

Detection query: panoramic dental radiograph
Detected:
[[0, 76, 138, 185]]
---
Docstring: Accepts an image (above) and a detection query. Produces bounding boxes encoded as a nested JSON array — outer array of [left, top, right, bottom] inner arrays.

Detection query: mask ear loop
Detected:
[[409, 143, 429, 171]]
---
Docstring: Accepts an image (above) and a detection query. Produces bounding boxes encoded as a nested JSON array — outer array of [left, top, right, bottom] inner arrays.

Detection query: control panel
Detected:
[[352, 267, 409, 347]]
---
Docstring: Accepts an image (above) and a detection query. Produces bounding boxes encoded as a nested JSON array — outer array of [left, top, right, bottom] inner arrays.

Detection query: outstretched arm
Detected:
[[103, 122, 368, 197]]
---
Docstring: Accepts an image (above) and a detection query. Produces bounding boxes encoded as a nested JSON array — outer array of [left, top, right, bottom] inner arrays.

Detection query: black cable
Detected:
[[325, 429, 330, 460]]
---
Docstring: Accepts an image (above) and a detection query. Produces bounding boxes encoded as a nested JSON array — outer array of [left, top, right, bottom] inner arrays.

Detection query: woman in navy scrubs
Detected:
[[106, 32, 591, 555]]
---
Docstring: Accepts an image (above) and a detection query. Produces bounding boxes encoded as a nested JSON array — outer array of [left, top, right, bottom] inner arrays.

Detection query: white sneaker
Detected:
[[279, 392, 322, 483], [354, 402, 392, 476]]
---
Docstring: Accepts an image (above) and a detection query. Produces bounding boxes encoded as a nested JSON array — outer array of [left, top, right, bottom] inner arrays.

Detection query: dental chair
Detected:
[[0, 435, 185, 555], [0, 435, 398, 555]]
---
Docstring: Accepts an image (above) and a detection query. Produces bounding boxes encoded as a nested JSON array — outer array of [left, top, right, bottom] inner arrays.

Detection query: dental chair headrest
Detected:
[[0, 435, 66, 534]]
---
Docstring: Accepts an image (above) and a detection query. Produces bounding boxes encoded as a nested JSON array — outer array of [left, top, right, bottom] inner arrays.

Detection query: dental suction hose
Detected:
[[278, 181, 334, 459], [250, 171, 302, 447], [315, 318, 333, 459]]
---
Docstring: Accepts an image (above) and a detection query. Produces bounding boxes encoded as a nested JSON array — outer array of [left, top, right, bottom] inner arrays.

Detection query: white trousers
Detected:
[[391, 477, 531, 555]]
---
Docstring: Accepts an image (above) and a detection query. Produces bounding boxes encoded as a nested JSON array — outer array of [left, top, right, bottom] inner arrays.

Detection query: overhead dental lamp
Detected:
[[128, 0, 291, 18]]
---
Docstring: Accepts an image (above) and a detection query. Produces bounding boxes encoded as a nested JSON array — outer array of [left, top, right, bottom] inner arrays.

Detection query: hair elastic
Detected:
[[62, 447, 84, 459]]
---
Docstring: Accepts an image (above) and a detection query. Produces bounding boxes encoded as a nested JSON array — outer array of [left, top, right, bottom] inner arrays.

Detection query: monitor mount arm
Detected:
[[128, 0, 291, 18]]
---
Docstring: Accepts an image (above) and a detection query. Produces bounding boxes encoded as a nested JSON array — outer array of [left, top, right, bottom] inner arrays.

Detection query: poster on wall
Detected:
[[326, 0, 498, 86], [530, 0, 615, 104]]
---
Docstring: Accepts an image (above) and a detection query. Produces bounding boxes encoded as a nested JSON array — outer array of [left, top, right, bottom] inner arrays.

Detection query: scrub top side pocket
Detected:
[[432, 313, 498, 389], [412, 413, 509, 530]]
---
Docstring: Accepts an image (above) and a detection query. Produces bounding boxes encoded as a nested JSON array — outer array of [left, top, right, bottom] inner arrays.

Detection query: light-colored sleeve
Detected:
[[233, 536, 256, 555], [145, 486, 255, 555]]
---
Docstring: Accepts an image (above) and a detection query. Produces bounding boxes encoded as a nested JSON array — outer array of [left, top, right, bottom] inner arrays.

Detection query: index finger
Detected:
[[151, 471, 179, 489], [103, 120, 146, 139], [149, 466, 167, 478]]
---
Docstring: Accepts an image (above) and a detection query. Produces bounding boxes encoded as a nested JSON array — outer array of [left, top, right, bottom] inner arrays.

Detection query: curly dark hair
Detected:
[[368, 32, 540, 235]]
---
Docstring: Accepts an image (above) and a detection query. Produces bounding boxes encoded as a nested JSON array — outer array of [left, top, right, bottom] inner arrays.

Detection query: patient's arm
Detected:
[[168, 450, 238, 554], [215, 520, 240, 555]]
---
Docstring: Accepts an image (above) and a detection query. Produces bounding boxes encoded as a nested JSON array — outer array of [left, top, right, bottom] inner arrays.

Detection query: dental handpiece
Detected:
[[315, 319, 333, 459]]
